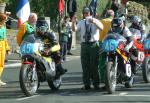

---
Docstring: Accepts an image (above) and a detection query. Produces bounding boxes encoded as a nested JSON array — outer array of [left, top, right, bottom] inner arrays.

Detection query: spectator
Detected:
[[60, 16, 70, 61], [0, 13, 10, 86], [72, 6, 103, 90], [111, 0, 120, 17], [67, 20, 73, 55], [16, 13, 37, 46], [99, 9, 114, 84], [67, 0, 77, 20]]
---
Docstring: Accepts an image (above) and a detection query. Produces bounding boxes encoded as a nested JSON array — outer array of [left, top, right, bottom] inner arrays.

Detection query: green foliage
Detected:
[[76, 0, 111, 20], [0, 0, 9, 4], [6, 0, 111, 21], [127, 1, 149, 25]]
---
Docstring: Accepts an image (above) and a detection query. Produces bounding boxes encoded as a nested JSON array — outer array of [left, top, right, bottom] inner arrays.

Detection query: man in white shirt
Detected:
[[72, 6, 103, 90]]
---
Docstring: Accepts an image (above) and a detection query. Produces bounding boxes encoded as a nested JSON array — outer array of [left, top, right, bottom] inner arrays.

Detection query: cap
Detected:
[[83, 7, 90, 13]]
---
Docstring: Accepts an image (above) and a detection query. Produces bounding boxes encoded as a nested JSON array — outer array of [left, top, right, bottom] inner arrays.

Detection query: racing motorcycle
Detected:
[[102, 33, 133, 94], [143, 34, 150, 83], [19, 35, 62, 96], [130, 28, 150, 83]]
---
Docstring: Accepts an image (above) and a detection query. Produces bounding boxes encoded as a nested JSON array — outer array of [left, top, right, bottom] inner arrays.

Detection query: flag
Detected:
[[58, 0, 65, 16], [89, 0, 97, 17], [16, 0, 30, 27]]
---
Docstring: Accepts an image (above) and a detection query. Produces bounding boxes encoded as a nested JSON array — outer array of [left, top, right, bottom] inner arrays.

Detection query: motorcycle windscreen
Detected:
[[144, 39, 150, 50], [20, 42, 40, 55], [102, 33, 126, 52]]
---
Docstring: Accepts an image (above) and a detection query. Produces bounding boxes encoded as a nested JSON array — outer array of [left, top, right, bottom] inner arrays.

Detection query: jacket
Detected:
[[17, 22, 35, 46]]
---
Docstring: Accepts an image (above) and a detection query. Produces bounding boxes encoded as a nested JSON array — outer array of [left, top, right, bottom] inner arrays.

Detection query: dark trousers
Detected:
[[60, 42, 67, 60], [81, 42, 100, 86], [67, 34, 72, 53]]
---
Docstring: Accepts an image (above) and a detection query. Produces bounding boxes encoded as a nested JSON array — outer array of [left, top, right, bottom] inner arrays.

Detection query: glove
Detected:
[[124, 45, 130, 53]]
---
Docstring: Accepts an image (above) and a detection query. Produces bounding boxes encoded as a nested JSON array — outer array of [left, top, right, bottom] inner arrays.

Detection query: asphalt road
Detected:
[[1, 46, 150, 103]]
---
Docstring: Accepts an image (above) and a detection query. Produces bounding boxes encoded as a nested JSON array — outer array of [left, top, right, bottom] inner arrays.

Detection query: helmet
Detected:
[[112, 18, 124, 33], [132, 16, 141, 24], [36, 17, 49, 34]]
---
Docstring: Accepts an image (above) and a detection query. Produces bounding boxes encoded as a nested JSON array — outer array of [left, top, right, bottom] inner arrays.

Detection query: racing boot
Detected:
[[56, 63, 67, 76]]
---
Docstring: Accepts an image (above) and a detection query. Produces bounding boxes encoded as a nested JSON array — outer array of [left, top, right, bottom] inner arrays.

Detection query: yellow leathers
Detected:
[[0, 26, 8, 77], [99, 18, 112, 41]]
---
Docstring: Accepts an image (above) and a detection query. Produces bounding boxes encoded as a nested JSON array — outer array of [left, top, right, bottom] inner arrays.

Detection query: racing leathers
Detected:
[[35, 31, 67, 76], [110, 27, 137, 74], [129, 22, 146, 42]]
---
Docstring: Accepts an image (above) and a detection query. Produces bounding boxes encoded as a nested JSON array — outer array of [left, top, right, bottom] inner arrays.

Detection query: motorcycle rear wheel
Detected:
[[142, 57, 150, 83], [19, 64, 38, 96], [105, 62, 117, 94], [47, 77, 62, 90]]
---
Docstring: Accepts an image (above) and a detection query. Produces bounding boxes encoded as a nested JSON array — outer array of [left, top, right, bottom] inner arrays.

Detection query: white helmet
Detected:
[[132, 16, 141, 24]]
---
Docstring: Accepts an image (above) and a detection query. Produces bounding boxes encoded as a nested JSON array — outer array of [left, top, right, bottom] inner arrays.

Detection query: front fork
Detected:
[[106, 52, 118, 80], [32, 61, 37, 81]]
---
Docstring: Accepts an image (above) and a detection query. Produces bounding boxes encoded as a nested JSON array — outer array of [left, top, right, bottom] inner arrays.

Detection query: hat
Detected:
[[83, 7, 90, 13]]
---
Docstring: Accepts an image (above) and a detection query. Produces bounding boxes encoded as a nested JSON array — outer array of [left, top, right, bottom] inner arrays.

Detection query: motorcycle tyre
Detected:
[[19, 64, 38, 97], [105, 62, 117, 94], [142, 57, 150, 83], [47, 76, 62, 90]]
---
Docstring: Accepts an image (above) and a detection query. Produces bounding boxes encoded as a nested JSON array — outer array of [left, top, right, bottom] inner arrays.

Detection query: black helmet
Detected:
[[112, 18, 124, 33], [36, 17, 49, 34], [112, 18, 124, 27]]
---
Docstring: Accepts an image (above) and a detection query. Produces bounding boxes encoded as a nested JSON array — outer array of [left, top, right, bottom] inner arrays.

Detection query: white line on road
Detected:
[[5, 63, 21, 68], [104, 94, 150, 97], [16, 95, 40, 101]]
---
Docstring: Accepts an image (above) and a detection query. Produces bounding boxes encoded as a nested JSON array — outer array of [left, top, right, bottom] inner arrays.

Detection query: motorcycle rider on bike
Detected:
[[129, 16, 146, 42], [109, 16, 135, 77], [35, 17, 67, 76]]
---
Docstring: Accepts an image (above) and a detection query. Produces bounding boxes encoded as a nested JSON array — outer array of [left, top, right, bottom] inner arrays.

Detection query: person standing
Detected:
[[16, 13, 37, 46], [72, 6, 103, 90], [60, 16, 70, 61], [111, 0, 120, 17], [99, 9, 114, 83], [67, 20, 73, 55], [0, 13, 9, 86], [67, 0, 77, 20]]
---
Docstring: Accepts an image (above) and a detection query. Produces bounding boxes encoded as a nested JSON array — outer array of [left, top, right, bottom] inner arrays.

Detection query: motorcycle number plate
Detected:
[[126, 64, 132, 77], [138, 52, 145, 62]]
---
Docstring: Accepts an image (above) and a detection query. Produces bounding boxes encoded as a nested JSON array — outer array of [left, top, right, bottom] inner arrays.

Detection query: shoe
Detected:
[[81, 85, 91, 90], [100, 86, 106, 90], [94, 85, 100, 90], [5, 59, 8, 63], [0, 80, 6, 86], [67, 52, 73, 55]]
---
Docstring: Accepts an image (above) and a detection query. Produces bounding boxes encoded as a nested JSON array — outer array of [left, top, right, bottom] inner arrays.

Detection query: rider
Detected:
[[110, 17, 137, 75], [129, 16, 146, 42], [35, 17, 67, 76]]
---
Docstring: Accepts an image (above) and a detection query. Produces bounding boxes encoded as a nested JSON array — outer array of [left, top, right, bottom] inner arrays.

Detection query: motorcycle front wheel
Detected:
[[105, 61, 117, 94], [19, 64, 38, 96], [142, 57, 150, 83], [47, 77, 62, 90]]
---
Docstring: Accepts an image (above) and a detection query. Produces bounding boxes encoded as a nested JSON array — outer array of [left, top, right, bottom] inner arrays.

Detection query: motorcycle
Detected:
[[143, 34, 150, 83], [129, 28, 150, 83], [19, 35, 62, 96], [102, 33, 133, 94]]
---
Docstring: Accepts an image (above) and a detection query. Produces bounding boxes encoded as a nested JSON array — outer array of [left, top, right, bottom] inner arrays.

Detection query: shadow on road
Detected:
[[0, 71, 150, 99]]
